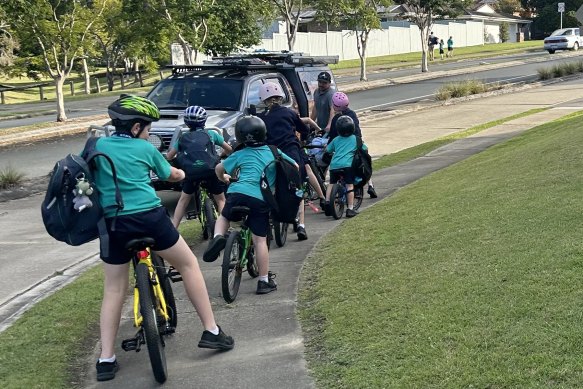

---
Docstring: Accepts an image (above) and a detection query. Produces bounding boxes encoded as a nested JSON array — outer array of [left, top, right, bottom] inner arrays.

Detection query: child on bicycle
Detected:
[[203, 115, 298, 294], [91, 95, 234, 381], [166, 105, 232, 228], [324, 115, 368, 218], [328, 91, 377, 199], [257, 82, 316, 240]]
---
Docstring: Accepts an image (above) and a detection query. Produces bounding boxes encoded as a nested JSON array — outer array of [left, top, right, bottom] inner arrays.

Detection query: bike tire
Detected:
[[354, 186, 364, 211], [221, 231, 243, 303], [203, 198, 216, 240], [331, 184, 344, 220], [151, 253, 177, 330], [309, 158, 327, 196], [136, 262, 168, 383], [246, 245, 259, 278], [273, 220, 288, 247]]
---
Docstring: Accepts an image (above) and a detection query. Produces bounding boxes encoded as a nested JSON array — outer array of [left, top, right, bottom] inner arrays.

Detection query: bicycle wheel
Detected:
[[136, 262, 168, 383], [309, 158, 327, 196], [246, 245, 259, 278], [202, 197, 216, 240], [353, 186, 364, 211], [151, 253, 177, 330], [331, 184, 344, 220], [221, 231, 243, 303], [273, 220, 289, 247]]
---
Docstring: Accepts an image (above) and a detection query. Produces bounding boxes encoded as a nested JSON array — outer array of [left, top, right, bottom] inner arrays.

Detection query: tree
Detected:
[[494, 0, 522, 15], [395, 0, 471, 73], [314, 0, 392, 81], [499, 21, 510, 42], [4, 0, 108, 121], [270, 0, 309, 51], [0, 5, 19, 67]]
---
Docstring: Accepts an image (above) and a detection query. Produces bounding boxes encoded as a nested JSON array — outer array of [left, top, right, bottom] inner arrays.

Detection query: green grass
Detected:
[[331, 41, 543, 71], [299, 110, 583, 388], [0, 165, 26, 188]]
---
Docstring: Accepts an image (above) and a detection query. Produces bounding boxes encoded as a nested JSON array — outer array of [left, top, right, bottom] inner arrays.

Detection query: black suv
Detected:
[[144, 52, 337, 190]]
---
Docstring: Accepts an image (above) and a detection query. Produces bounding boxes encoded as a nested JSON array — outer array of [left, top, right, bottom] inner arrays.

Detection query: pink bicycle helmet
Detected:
[[332, 92, 349, 110], [259, 82, 285, 102]]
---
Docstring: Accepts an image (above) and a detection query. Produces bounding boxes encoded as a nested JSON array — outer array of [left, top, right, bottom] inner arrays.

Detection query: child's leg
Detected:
[[99, 262, 130, 359], [213, 215, 230, 237], [172, 191, 192, 228], [325, 183, 333, 201], [156, 237, 217, 331], [306, 163, 325, 199], [346, 184, 354, 208], [252, 233, 269, 277], [212, 193, 226, 213]]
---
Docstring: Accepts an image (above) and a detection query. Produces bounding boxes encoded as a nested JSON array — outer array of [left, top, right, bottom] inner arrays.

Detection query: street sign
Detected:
[[576, 4, 583, 23], [558, 2, 565, 12]]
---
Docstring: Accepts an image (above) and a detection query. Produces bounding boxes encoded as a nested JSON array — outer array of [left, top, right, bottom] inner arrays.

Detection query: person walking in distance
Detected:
[[447, 36, 454, 58], [439, 39, 445, 60], [92, 95, 234, 382], [257, 82, 311, 241], [310, 71, 336, 133]]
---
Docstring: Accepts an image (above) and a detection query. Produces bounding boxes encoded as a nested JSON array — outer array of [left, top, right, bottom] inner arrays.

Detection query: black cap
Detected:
[[317, 71, 331, 82]]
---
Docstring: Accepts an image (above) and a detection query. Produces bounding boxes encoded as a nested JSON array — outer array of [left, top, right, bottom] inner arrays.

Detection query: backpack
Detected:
[[351, 136, 373, 188], [260, 145, 303, 223], [41, 137, 124, 257], [308, 136, 329, 167], [431, 36, 439, 45], [175, 129, 219, 179]]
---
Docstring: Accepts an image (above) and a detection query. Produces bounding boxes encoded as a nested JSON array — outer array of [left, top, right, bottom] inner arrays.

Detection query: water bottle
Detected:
[[295, 189, 304, 198]]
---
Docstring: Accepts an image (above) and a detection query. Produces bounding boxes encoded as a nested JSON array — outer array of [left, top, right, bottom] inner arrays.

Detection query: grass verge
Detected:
[[0, 218, 202, 388], [538, 60, 583, 80], [299, 110, 583, 388]]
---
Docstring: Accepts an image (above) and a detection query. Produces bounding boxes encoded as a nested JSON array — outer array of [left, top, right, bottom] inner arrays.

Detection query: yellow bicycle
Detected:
[[121, 237, 181, 383]]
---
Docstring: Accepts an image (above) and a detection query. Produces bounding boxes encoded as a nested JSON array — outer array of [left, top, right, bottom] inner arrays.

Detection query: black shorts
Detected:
[[101, 207, 179, 265], [182, 173, 226, 196], [330, 167, 356, 184], [448, 47, 453, 51], [439, 49, 444, 54], [221, 193, 270, 237]]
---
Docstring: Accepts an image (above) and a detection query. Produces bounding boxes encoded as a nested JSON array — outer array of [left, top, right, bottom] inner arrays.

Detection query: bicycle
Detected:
[[329, 170, 364, 220], [271, 216, 289, 247], [121, 237, 182, 383], [185, 179, 219, 240], [221, 206, 260, 303]]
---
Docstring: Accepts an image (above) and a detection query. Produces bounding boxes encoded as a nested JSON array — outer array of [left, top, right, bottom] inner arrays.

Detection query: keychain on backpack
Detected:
[[72, 175, 94, 212]]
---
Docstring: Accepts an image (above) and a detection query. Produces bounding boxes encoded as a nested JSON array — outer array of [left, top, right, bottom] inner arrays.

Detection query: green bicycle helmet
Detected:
[[108, 94, 160, 122]]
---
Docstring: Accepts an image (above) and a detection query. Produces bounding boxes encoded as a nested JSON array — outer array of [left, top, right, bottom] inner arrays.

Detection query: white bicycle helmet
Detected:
[[184, 105, 207, 127], [258, 82, 285, 102]]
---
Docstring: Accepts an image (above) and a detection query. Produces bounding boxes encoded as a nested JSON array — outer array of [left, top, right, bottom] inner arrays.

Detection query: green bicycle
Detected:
[[221, 206, 260, 303], [186, 179, 219, 240]]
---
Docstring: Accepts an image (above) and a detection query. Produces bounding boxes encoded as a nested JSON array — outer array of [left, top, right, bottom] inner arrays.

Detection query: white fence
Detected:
[[253, 20, 507, 61]]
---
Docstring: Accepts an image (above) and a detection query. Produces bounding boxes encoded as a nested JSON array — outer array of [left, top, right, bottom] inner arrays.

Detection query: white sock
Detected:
[[298, 224, 305, 228], [259, 275, 268, 282], [348, 205, 353, 210], [213, 233, 222, 238], [208, 326, 219, 335], [99, 355, 116, 363]]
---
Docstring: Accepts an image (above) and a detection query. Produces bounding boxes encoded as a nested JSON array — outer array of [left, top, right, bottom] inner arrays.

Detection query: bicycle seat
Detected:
[[125, 237, 156, 253], [231, 206, 251, 221]]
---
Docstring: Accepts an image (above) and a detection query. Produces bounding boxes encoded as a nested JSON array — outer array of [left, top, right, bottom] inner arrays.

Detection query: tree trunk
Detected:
[[55, 74, 67, 122], [82, 58, 91, 95], [287, 21, 298, 51], [106, 59, 114, 91], [357, 30, 369, 81], [420, 29, 429, 72], [133, 58, 140, 83]]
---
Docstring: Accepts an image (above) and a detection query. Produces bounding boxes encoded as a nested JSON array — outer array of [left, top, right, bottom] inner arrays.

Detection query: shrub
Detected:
[[552, 64, 567, 77], [537, 67, 553, 80], [0, 165, 25, 189]]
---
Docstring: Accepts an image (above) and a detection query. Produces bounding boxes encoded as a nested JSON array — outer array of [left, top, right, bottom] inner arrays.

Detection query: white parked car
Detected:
[[544, 28, 583, 54]]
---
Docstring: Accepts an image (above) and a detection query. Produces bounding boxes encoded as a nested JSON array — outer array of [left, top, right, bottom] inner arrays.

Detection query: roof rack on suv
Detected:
[[166, 52, 338, 74]]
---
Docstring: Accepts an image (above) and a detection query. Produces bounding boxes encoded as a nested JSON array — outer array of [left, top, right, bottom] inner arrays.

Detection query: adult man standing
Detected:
[[310, 71, 335, 133]]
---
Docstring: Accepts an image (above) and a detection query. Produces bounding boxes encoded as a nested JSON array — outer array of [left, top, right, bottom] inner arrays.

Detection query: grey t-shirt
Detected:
[[314, 87, 335, 129]]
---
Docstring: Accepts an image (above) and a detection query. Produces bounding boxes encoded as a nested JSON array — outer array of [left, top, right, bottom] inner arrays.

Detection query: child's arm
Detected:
[[166, 147, 177, 160], [167, 167, 185, 182], [301, 117, 322, 134], [220, 141, 233, 156], [215, 162, 231, 183]]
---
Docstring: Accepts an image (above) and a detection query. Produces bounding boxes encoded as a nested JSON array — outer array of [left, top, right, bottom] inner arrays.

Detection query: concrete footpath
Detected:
[[0, 77, 582, 388]]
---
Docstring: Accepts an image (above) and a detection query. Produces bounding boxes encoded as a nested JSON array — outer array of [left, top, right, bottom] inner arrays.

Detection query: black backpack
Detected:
[[41, 137, 123, 257], [175, 130, 219, 179], [351, 136, 373, 188], [260, 145, 302, 223]]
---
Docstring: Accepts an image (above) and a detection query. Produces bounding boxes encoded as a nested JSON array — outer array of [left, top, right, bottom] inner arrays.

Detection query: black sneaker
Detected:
[[367, 185, 378, 198], [324, 202, 332, 216], [198, 326, 235, 350], [319, 198, 326, 211], [346, 209, 359, 218], [256, 273, 277, 294], [297, 226, 308, 241], [96, 360, 119, 382], [203, 235, 226, 262]]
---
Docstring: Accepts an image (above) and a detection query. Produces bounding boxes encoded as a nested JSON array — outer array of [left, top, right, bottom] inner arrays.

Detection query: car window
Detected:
[[576, 29, 580, 36], [246, 79, 263, 107], [147, 78, 244, 111]]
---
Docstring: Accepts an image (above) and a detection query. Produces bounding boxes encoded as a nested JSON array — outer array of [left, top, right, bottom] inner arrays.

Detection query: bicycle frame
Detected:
[[132, 248, 170, 327], [238, 225, 253, 268]]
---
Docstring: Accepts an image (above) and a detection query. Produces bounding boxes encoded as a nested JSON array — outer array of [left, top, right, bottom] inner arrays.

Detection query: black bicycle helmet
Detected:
[[235, 116, 266, 145], [336, 115, 355, 137], [108, 94, 160, 122]]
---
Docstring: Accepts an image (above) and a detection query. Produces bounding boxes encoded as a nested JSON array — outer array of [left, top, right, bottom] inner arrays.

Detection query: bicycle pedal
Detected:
[[168, 267, 183, 283], [186, 211, 198, 220], [121, 337, 140, 352], [161, 325, 176, 335]]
